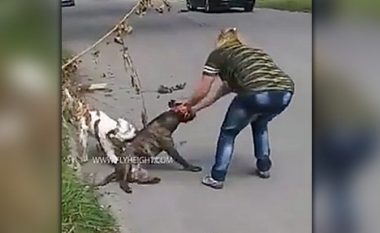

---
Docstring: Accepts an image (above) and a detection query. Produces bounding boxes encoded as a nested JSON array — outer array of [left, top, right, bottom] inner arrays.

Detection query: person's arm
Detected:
[[192, 81, 231, 113], [186, 49, 223, 106], [186, 74, 216, 106]]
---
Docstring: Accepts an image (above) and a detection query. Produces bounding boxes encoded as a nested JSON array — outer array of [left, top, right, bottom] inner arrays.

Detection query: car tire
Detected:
[[204, 0, 214, 13], [186, 0, 196, 10], [244, 0, 255, 12], [61, 0, 75, 7]]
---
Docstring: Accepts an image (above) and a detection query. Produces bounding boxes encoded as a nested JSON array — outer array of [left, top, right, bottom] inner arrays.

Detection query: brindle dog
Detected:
[[96, 101, 201, 193]]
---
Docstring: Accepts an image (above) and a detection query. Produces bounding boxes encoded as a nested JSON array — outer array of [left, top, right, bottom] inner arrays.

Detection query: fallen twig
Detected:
[[157, 82, 186, 94]]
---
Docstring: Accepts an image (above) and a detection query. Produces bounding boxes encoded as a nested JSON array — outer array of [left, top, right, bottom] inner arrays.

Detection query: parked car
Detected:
[[61, 0, 75, 7], [186, 0, 255, 12]]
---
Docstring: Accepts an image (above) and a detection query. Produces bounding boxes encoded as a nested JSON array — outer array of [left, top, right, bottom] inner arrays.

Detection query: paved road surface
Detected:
[[63, 1, 311, 233]]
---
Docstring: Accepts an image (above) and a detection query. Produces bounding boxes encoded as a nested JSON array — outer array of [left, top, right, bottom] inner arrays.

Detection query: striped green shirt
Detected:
[[203, 43, 295, 93]]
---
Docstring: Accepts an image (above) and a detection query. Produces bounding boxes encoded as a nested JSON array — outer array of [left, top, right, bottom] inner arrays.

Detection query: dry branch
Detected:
[[61, 0, 142, 70]]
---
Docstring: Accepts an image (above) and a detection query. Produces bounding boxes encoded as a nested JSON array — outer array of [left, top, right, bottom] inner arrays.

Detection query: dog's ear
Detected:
[[106, 129, 117, 138], [168, 99, 176, 108], [107, 129, 125, 147], [168, 99, 183, 109]]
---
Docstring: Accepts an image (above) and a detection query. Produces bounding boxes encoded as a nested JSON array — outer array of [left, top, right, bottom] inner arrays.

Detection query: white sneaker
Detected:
[[257, 170, 271, 179], [201, 175, 224, 189]]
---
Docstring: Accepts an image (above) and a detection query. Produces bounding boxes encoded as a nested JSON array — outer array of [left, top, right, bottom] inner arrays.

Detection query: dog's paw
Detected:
[[119, 181, 132, 193], [137, 177, 161, 185], [150, 177, 161, 184], [184, 165, 202, 172]]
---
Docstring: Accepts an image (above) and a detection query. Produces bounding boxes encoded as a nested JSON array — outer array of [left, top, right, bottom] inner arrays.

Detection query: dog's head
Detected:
[[168, 100, 195, 123], [106, 119, 136, 148], [115, 118, 137, 140]]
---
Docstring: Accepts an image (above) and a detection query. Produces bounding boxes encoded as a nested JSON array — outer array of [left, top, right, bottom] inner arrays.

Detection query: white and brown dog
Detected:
[[79, 110, 136, 164]]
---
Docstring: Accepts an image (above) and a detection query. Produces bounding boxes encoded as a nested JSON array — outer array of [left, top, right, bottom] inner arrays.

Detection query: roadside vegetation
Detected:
[[257, 0, 311, 12], [61, 51, 119, 233], [62, 121, 119, 233]]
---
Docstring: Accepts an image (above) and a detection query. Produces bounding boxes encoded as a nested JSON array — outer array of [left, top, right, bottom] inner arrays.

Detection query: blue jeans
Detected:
[[314, 127, 377, 233], [211, 90, 293, 181]]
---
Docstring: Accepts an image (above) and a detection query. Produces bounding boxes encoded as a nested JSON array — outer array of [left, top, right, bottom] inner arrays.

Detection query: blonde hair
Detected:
[[216, 27, 244, 48]]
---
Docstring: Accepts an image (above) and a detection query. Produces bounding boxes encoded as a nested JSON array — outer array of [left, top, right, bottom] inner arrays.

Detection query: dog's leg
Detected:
[[106, 147, 119, 165], [101, 139, 119, 164], [94, 119, 108, 158], [96, 143, 103, 155], [163, 140, 202, 172], [79, 120, 89, 163], [119, 163, 132, 193], [137, 177, 161, 184], [93, 172, 117, 187]]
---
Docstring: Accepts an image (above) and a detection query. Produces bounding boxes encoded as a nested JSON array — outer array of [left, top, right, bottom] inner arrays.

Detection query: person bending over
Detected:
[[177, 27, 295, 189]]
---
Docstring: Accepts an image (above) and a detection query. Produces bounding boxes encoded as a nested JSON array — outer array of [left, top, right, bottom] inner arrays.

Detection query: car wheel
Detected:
[[61, 0, 75, 7], [186, 0, 196, 10], [204, 0, 214, 13], [244, 0, 255, 12]]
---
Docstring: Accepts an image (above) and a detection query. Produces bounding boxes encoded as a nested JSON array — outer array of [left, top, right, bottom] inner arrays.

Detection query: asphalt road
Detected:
[[63, 1, 312, 233]]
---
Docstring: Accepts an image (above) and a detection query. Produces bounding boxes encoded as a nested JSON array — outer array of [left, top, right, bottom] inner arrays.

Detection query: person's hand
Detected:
[[182, 107, 196, 123], [168, 100, 190, 114], [168, 100, 195, 123], [176, 102, 194, 119], [176, 102, 190, 114]]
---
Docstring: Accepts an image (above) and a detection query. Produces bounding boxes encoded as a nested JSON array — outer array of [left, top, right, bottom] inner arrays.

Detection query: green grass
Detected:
[[61, 163, 119, 233], [0, 1, 58, 59], [339, 0, 380, 18], [61, 115, 119, 233], [257, 0, 311, 12]]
